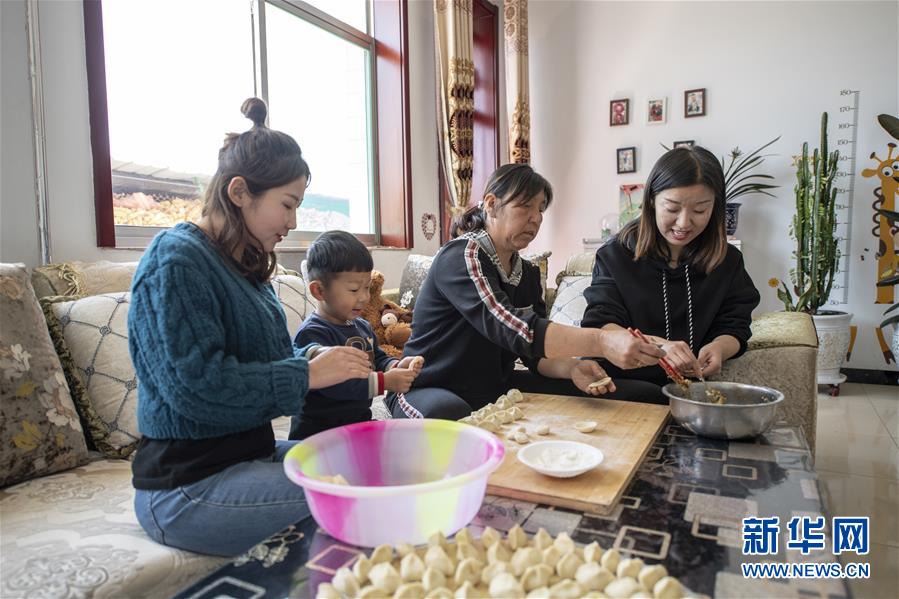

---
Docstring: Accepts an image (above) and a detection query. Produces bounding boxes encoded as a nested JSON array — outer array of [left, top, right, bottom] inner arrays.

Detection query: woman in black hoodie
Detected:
[[582, 146, 760, 394]]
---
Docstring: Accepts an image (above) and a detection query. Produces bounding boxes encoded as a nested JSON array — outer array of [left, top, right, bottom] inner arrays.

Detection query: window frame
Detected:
[[83, 0, 411, 250]]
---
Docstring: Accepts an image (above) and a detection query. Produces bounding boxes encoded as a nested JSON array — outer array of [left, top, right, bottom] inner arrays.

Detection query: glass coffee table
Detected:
[[176, 421, 852, 598]]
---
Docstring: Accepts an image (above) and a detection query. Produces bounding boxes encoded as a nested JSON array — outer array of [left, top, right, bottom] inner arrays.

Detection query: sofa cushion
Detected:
[[548, 275, 591, 326], [0, 458, 227, 598], [31, 261, 140, 299], [0, 264, 90, 487], [397, 254, 435, 309], [272, 273, 316, 338], [42, 293, 140, 459]]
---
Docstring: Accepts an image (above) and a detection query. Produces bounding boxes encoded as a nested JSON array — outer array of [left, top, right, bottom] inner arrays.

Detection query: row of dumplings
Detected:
[[317, 524, 687, 598], [459, 390, 527, 433]]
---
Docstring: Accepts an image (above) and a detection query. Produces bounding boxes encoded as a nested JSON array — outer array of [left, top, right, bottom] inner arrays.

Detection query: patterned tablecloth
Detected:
[[176, 421, 852, 599]]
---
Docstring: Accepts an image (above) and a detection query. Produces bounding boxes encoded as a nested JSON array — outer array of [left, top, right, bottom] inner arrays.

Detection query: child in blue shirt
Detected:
[[288, 231, 424, 439]]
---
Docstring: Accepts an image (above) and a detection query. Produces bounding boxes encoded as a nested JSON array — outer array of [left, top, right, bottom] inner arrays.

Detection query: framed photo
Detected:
[[673, 140, 695, 149], [617, 147, 636, 174], [646, 97, 667, 125], [684, 88, 706, 117], [609, 99, 629, 126]]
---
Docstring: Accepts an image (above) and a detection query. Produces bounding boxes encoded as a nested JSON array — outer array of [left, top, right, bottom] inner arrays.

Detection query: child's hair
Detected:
[[306, 230, 373, 286], [201, 98, 311, 283], [452, 163, 554, 238], [619, 145, 727, 273]]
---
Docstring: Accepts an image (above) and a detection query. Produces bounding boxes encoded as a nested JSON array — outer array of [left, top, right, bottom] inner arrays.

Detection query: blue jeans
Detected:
[[134, 441, 311, 557]]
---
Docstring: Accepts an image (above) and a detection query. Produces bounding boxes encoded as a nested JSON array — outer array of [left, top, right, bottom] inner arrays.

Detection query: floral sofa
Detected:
[[0, 260, 318, 598]]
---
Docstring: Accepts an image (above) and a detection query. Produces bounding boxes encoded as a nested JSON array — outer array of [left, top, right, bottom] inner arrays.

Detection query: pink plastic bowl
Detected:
[[283, 418, 505, 547]]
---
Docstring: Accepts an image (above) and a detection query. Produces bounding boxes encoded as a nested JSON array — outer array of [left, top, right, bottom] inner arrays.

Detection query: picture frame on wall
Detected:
[[610, 99, 629, 126], [646, 98, 666, 125], [617, 147, 636, 174], [673, 140, 695, 149], [685, 88, 706, 117]]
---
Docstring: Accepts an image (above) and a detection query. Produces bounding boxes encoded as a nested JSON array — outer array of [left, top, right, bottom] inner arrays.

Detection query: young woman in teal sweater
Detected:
[[128, 99, 371, 556]]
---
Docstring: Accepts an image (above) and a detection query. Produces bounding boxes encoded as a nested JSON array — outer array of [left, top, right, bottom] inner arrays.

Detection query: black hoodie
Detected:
[[581, 235, 760, 385]]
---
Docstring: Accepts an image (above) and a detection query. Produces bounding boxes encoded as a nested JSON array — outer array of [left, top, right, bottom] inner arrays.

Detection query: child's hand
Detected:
[[384, 367, 416, 393], [396, 356, 424, 375], [308, 347, 370, 389]]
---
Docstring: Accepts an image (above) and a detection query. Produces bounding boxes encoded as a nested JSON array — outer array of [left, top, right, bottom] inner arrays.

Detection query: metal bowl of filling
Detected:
[[662, 381, 784, 440]]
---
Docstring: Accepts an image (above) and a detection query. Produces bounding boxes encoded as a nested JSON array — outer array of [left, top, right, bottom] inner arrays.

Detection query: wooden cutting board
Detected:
[[486, 393, 669, 514]]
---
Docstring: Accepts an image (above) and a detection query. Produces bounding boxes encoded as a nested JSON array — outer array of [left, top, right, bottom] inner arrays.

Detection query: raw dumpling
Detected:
[[421, 566, 447, 593], [604, 576, 640, 599], [510, 406, 524, 420], [575, 562, 614, 592], [526, 588, 549, 599], [486, 541, 512, 564], [495, 396, 512, 410], [331, 567, 359, 596], [548, 579, 584, 598], [532, 528, 553, 551], [583, 541, 604, 563], [429, 530, 448, 548], [507, 524, 529, 550], [454, 581, 481, 598], [507, 388, 524, 403], [371, 544, 394, 564], [393, 582, 425, 599], [574, 420, 598, 433], [520, 563, 553, 591], [353, 555, 372, 583], [513, 431, 530, 444], [653, 576, 684, 599], [542, 545, 563, 569], [480, 526, 501, 549], [496, 409, 514, 424], [454, 557, 481, 587], [424, 587, 453, 599], [401, 552, 426, 582], [480, 561, 511, 585], [553, 532, 576, 555], [617, 557, 645, 579], [358, 586, 383, 599], [536, 424, 550, 435], [396, 543, 416, 558], [600, 547, 621, 572], [488, 572, 524, 599], [369, 562, 401, 594], [425, 545, 455, 576], [456, 542, 484, 564], [455, 527, 473, 546], [556, 551, 584, 579], [638, 564, 668, 590], [511, 547, 542, 576]]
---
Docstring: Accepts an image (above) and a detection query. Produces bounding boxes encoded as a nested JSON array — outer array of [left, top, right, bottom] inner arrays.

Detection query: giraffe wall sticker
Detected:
[[862, 118, 899, 304]]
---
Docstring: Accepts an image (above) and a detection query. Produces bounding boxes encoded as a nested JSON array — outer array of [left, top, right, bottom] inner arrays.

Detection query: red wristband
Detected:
[[377, 371, 385, 395]]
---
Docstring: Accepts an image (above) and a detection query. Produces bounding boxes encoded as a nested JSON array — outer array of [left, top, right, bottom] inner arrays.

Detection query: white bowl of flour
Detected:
[[517, 440, 604, 478]]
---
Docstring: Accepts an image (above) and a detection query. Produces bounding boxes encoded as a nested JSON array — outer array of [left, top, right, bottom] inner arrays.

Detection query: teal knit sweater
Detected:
[[128, 222, 311, 439]]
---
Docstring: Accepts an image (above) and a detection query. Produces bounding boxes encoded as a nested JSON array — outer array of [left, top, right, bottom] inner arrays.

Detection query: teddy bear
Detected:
[[362, 271, 413, 358]]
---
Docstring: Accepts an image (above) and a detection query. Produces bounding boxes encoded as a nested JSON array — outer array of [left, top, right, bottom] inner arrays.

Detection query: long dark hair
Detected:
[[452, 164, 553, 238], [619, 146, 727, 273], [201, 98, 310, 283]]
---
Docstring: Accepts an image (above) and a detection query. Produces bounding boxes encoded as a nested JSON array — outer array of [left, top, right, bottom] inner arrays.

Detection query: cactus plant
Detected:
[[776, 113, 841, 314]]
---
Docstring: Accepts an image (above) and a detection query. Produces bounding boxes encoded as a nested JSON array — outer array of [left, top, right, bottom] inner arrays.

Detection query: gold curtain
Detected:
[[435, 0, 475, 217], [504, 0, 530, 164]]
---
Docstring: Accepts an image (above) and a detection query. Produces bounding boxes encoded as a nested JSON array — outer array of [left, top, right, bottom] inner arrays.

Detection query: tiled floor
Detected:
[[816, 383, 899, 599]]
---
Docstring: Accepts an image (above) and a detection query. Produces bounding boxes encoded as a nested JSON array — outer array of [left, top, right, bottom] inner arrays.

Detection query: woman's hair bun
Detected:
[[241, 97, 267, 127]]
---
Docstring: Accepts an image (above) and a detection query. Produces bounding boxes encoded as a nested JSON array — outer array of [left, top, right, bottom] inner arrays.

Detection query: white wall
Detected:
[[0, 0, 447, 287], [527, 0, 898, 371], [1, 0, 40, 266]]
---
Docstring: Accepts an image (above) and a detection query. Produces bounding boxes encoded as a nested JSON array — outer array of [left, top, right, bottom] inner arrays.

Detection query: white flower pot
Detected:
[[812, 311, 853, 385]]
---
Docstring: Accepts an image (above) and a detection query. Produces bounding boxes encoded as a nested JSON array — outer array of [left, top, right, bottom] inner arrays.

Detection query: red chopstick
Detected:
[[627, 327, 687, 385]]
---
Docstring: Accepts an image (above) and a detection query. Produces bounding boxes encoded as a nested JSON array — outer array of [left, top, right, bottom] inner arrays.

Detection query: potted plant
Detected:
[[721, 136, 780, 235], [773, 112, 851, 389]]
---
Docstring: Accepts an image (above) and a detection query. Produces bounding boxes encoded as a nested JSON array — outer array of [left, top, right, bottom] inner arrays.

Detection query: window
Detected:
[[84, 0, 411, 248]]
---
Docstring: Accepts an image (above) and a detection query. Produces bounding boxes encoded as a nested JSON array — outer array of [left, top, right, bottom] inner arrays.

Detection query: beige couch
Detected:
[[388, 251, 820, 450], [0, 260, 316, 599]]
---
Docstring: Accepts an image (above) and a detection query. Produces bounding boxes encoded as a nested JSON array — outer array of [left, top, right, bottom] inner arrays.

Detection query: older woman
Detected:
[[581, 146, 760, 390], [386, 164, 665, 420]]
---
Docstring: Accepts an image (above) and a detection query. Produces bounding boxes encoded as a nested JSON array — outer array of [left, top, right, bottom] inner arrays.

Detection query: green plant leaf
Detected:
[[877, 114, 899, 140]]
